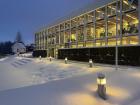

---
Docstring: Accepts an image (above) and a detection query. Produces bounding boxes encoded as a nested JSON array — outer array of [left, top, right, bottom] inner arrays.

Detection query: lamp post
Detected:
[[97, 73, 107, 100], [65, 57, 68, 64], [89, 59, 93, 68]]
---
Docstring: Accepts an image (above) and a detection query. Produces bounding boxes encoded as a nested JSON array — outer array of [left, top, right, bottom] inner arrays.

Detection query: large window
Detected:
[[122, 10, 139, 35], [86, 23, 94, 40], [71, 18, 77, 28], [71, 29, 76, 42], [108, 17, 117, 37], [77, 26, 84, 41], [95, 19, 106, 38], [122, 36, 139, 45], [95, 39, 105, 46], [64, 30, 70, 43], [123, 0, 138, 12], [96, 7, 105, 20], [95, 7, 106, 39], [107, 2, 117, 17], [86, 11, 94, 23], [77, 15, 85, 26]]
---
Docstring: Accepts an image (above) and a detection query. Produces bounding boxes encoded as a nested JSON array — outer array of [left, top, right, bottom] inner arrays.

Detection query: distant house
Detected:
[[12, 42, 26, 54]]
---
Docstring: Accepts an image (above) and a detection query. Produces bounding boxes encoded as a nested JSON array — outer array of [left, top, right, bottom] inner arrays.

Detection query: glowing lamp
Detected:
[[89, 59, 93, 68], [97, 73, 107, 100], [97, 76, 106, 85], [39, 56, 42, 60], [65, 57, 68, 64]]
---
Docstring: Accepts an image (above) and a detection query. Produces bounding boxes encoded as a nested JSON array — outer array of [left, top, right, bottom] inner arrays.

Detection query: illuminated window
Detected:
[[86, 41, 93, 47], [122, 37, 130, 45], [77, 15, 85, 26], [71, 29, 76, 42], [123, 0, 138, 11], [77, 26, 84, 41], [107, 2, 117, 17], [86, 23, 94, 40], [122, 11, 139, 35], [96, 7, 105, 20], [65, 31, 70, 43], [71, 44, 77, 48], [96, 40, 101, 46], [108, 38, 116, 46], [95, 40, 105, 46], [78, 42, 84, 48], [95, 20, 105, 38], [86, 11, 94, 23], [129, 36, 139, 45], [71, 18, 77, 28], [108, 17, 117, 37]]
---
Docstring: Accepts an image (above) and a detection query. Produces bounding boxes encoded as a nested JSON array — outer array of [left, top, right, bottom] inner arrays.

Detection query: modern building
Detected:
[[34, 0, 140, 66]]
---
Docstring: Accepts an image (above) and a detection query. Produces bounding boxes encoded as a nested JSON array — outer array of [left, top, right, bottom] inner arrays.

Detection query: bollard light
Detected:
[[89, 59, 93, 68], [65, 57, 68, 64], [39, 56, 42, 60], [49, 56, 52, 62], [97, 73, 107, 100]]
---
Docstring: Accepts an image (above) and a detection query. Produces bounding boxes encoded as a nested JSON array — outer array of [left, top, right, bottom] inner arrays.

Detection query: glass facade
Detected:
[[35, 0, 139, 57]]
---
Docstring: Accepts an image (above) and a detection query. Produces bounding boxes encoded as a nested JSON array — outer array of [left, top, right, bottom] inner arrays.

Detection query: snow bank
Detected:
[[0, 57, 8, 62]]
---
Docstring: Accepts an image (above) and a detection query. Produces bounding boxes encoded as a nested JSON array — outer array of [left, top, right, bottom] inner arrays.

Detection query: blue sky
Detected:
[[0, 0, 95, 44]]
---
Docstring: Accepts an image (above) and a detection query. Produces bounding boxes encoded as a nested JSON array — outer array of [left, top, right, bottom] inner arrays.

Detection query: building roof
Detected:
[[38, 0, 114, 32]]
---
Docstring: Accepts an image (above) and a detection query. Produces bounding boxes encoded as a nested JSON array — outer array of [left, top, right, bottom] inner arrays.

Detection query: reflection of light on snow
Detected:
[[64, 93, 110, 105], [58, 63, 71, 69], [84, 84, 97, 92], [107, 86, 130, 99], [131, 72, 140, 78]]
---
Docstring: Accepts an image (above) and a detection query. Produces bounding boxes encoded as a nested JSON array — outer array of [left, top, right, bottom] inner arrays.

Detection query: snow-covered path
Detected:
[[0, 55, 140, 105]]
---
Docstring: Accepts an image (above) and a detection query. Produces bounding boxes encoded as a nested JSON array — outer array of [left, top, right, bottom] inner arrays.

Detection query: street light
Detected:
[[97, 73, 107, 100]]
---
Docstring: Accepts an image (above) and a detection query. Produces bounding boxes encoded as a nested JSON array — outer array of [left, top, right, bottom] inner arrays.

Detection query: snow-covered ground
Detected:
[[0, 55, 140, 105]]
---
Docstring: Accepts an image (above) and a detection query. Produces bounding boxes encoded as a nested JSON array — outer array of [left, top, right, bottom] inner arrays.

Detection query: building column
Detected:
[[120, 0, 123, 45], [105, 6, 108, 46], [84, 15, 87, 47], [93, 11, 96, 46]]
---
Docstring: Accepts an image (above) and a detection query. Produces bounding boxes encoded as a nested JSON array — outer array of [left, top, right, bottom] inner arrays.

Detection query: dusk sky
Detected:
[[0, 0, 95, 44]]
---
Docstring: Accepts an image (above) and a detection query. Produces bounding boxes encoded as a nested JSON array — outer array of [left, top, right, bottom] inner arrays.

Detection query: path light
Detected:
[[89, 59, 93, 68], [49, 56, 52, 62], [39, 56, 42, 60], [97, 73, 107, 100], [65, 57, 68, 64]]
